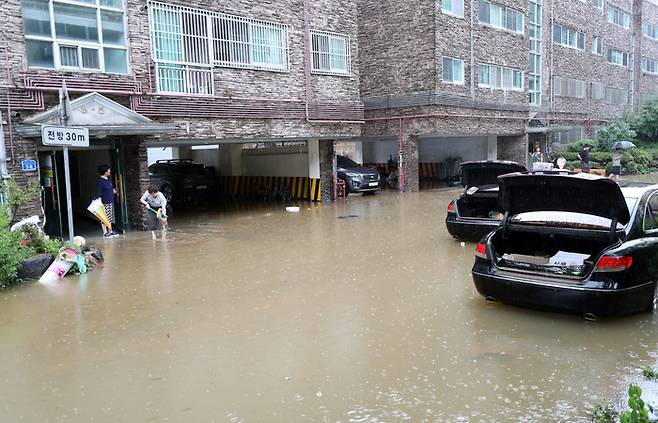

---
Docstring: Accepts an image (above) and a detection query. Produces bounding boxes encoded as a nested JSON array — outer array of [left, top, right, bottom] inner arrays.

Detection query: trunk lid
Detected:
[[461, 161, 527, 188], [498, 172, 631, 225]]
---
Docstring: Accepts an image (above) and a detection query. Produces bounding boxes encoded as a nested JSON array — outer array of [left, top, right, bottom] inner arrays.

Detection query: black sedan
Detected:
[[446, 161, 526, 241], [472, 172, 658, 318], [337, 155, 380, 194]]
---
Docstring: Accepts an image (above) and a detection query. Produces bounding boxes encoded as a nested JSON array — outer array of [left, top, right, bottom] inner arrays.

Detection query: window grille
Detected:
[[605, 87, 628, 105], [553, 76, 585, 98], [478, 63, 523, 90], [607, 48, 629, 66], [148, 1, 290, 94], [479, 0, 524, 33], [553, 24, 585, 50], [310, 30, 351, 76], [591, 82, 604, 100]]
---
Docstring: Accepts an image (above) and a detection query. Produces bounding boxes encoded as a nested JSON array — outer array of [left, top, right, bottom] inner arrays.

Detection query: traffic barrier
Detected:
[[219, 176, 322, 202]]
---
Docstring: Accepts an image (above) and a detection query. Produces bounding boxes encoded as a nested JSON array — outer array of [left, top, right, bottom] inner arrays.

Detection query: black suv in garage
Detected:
[[148, 159, 217, 204], [337, 155, 380, 194]]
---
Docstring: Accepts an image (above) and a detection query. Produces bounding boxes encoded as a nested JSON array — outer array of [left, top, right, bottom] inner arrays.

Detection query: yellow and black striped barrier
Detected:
[[219, 176, 322, 202]]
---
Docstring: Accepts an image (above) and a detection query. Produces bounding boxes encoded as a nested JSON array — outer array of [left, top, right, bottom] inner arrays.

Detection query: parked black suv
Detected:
[[148, 159, 217, 204], [337, 155, 380, 194]]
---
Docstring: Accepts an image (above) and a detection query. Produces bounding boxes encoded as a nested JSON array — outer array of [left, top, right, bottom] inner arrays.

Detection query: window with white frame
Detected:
[[591, 81, 604, 100], [310, 31, 350, 75], [21, 0, 128, 73], [607, 5, 630, 28], [443, 0, 465, 17], [442, 57, 464, 84], [553, 24, 585, 50], [148, 1, 290, 95], [593, 0, 604, 10], [592, 36, 603, 54], [643, 57, 658, 74], [644, 22, 658, 39], [605, 87, 627, 105], [553, 76, 586, 98], [528, 0, 542, 105], [478, 63, 523, 90], [479, 0, 524, 33], [607, 48, 629, 66]]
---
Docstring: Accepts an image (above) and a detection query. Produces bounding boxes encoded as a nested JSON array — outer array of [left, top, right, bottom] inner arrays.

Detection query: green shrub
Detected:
[[0, 205, 32, 288], [641, 365, 658, 380], [566, 139, 597, 153]]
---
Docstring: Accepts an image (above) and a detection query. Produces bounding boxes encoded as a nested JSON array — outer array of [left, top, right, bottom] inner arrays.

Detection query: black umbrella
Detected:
[[610, 140, 636, 150]]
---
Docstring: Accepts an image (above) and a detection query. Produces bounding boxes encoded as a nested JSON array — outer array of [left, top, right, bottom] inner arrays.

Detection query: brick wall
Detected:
[[122, 137, 150, 230]]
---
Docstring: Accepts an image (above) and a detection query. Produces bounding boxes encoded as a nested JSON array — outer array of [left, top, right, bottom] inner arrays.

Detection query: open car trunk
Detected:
[[456, 188, 502, 219], [490, 173, 632, 277], [490, 225, 621, 278], [457, 161, 526, 219]]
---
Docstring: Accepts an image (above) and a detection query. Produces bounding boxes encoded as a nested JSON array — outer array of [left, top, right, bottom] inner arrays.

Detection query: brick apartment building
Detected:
[[0, 0, 363, 233], [358, 0, 658, 191]]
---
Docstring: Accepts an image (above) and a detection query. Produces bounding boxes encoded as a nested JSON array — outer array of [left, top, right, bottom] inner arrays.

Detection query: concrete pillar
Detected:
[[308, 138, 320, 179], [400, 133, 419, 192], [123, 137, 150, 230], [354, 141, 363, 164], [318, 139, 334, 201], [487, 135, 498, 160], [498, 135, 529, 165], [230, 144, 243, 176]]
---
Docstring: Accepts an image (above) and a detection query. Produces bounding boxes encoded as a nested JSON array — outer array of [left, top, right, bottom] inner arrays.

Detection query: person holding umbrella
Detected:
[[610, 147, 622, 182]]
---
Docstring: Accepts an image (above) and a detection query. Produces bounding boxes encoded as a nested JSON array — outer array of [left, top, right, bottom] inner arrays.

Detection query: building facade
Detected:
[[358, 0, 658, 191], [0, 0, 363, 232]]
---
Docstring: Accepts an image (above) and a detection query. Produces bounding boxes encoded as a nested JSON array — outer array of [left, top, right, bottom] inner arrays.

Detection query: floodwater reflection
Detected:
[[0, 190, 656, 422]]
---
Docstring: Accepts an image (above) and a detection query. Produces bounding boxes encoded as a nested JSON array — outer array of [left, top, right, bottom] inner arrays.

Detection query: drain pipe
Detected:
[[3, 35, 14, 163], [0, 112, 7, 177], [470, 0, 476, 99], [398, 118, 405, 192]]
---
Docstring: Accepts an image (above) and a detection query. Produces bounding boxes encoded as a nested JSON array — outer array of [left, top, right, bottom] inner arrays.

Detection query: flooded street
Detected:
[[1, 190, 658, 422]]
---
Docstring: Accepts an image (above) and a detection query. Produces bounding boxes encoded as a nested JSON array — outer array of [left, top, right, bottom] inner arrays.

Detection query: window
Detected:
[[592, 36, 603, 55], [478, 63, 524, 90], [553, 24, 585, 50], [442, 57, 464, 84], [311, 31, 350, 75], [607, 5, 630, 29], [593, 0, 604, 10], [479, 0, 524, 33], [605, 87, 628, 105], [21, 0, 128, 73], [443, 0, 465, 17], [643, 194, 658, 232], [591, 81, 604, 100], [214, 16, 288, 70], [529, 0, 542, 105], [643, 57, 658, 74], [607, 48, 629, 66], [644, 22, 658, 39], [553, 76, 586, 98]]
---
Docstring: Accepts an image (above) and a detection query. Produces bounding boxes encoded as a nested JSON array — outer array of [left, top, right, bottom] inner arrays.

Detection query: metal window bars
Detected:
[[148, 1, 290, 95], [310, 30, 351, 76]]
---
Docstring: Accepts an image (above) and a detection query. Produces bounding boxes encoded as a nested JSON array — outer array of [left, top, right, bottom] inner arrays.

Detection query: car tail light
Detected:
[[594, 256, 633, 272], [447, 202, 456, 213], [475, 243, 487, 259]]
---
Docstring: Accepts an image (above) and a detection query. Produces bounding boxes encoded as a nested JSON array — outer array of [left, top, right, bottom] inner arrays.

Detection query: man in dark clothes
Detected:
[[578, 144, 591, 174], [96, 164, 118, 238]]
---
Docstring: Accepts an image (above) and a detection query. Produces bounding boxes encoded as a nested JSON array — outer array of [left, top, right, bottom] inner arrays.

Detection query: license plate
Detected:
[[369, 182, 379, 187], [196, 185, 208, 190]]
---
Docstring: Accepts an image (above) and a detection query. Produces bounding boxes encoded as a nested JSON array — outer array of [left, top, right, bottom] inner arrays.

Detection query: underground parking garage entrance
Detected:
[[16, 93, 178, 237], [144, 138, 341, 213], [345, 134, 527, 191]]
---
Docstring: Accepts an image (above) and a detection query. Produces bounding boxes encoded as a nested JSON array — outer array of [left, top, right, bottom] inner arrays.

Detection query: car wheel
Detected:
[[161, 184, 174, 203]]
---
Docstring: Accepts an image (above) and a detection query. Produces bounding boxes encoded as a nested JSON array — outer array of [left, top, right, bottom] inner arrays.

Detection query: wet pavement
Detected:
[[1, 189, 658, 422]]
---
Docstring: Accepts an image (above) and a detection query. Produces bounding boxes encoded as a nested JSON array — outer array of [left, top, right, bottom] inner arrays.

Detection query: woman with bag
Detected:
[[96, 165, 118, 238]]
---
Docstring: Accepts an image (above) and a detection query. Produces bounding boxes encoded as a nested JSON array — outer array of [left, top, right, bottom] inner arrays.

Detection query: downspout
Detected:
[[302, 0, 363, 124], [549, 0, 555, 109], [470, 0, 476, 99], [398, 118, 405, 192], [3, 34, 14, 163]]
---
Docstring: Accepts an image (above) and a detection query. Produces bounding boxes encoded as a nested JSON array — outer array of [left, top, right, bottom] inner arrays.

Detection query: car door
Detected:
[[637, 191, 658, 284]]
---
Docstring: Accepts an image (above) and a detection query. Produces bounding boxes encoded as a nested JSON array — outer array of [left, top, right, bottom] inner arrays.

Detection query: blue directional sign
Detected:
[[21, 159, 37, 172]]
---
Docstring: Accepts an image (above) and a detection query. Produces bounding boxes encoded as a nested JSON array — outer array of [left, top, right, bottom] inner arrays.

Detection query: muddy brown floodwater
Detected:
[[1, 189, 657, 422]]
